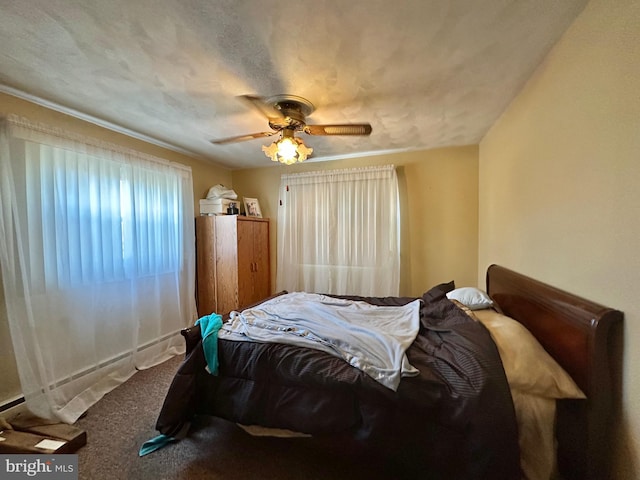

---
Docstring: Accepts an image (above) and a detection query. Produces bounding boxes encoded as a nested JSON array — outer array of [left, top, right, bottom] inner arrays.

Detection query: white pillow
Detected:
[[446, 287, 494, 310], [473, 309, 585, 399]]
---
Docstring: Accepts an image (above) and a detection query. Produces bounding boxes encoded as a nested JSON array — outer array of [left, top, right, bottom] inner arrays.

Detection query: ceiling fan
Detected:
[[211, 94, 372, 164]]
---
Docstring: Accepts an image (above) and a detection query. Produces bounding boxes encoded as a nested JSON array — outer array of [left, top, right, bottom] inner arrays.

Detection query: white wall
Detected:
[[479, 0, 640, 477]]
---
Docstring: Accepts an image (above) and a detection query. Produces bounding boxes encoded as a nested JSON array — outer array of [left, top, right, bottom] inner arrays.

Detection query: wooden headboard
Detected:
[[486, 264, 623, 480]]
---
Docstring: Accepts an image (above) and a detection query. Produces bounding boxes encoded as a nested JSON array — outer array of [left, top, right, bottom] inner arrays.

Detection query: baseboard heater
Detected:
[[0, 329, 182, 414], [0, 395, 25, 414]]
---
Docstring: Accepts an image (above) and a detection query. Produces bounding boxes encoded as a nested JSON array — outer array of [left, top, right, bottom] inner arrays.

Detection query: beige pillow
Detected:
[[510, 389, 557, 480], [473, 309, 585, 399]]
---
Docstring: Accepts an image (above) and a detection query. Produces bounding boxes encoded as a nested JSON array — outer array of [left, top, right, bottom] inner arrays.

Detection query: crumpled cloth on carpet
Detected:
[[139, 313, 222, 456]]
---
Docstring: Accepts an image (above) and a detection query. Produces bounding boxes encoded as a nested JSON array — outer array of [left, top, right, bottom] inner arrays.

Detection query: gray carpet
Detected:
[[74, 355, 396, 480]]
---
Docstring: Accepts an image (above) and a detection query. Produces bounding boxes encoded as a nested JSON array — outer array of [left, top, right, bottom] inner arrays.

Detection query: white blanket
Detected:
[[219, 292, 421, 391]]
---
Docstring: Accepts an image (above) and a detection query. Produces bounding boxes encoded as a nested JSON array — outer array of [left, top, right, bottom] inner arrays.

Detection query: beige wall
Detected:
[[232, 145, 479, 297], [0, 92, 231, 409], [478, 0, 640, 477]]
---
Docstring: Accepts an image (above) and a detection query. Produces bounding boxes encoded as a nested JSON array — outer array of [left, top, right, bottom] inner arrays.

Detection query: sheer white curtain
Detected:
[[0, 116, 196, 423], [276, 165, 399, 296]]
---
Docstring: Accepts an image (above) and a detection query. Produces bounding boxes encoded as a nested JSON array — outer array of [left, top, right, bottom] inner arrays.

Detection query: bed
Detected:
[[151, 265, 622, 480], [485, 265, 623, 480]]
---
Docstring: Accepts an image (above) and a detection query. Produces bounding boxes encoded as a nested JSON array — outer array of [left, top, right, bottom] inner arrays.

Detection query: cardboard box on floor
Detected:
[[0, 412, 86, 454]]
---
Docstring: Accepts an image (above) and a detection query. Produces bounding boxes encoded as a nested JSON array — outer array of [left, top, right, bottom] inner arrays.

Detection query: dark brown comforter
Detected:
[[155, 292, 520, 480]]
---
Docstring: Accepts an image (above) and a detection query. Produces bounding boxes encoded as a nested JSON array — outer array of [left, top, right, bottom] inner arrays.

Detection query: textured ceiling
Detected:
[[0, 0, 588, 169]]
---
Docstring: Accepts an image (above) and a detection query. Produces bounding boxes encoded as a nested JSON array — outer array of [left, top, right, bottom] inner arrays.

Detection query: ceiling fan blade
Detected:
[[239, 95, 285, 122], [304, 124, 372, 136], [211, 131, 278, 145]]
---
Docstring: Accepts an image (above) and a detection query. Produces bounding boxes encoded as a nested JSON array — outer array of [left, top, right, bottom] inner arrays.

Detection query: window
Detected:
[[20, 142, 186, 289], [276, 165, 400, 296], [0, 116, 196, 422]]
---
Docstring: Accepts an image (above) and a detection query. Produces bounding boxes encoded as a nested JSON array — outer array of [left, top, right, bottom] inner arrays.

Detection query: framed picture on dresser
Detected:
[[244, 197, 262, 218]]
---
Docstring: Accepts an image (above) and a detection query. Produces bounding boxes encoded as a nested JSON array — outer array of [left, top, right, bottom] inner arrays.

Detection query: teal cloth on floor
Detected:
[[196, 312, 223, 375], [139, 434, 175, 456], [139, 423, 190, 456], [138, 315, 221, 457]]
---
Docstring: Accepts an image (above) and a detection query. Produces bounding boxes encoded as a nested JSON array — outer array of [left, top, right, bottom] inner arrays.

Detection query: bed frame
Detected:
[[486, 264, 623, 480]]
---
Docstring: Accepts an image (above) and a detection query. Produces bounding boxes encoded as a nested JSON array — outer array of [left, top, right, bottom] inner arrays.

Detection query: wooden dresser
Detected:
[[195, 215, 270, 317]]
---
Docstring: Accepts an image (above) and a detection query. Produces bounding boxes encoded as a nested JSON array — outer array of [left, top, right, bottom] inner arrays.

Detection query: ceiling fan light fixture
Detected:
[[212, 95, 371, 165], [262, 130, 313, 165]]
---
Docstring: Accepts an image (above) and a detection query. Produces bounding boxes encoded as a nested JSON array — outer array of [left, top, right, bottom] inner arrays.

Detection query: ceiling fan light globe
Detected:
[[262, 136, 313, 165], [295, 141, 313, 162], [262, 142, 280, 162], [276, 137, 298, 161]]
